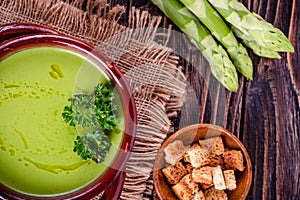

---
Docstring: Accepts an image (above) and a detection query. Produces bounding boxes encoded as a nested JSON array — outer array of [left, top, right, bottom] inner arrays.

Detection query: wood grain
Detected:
[[288, 0, 300, 105], [125, 0, 300, 199]]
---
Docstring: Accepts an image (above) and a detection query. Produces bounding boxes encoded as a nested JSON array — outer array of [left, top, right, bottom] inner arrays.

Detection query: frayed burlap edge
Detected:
[[0, 0, 187, 199]]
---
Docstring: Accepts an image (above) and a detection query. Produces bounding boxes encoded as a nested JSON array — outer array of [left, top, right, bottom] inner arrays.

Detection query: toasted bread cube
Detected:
[[164, 140, 186, 165], [223, 170, 237, 190], [193, 190, 205, 200], [172, 181, 192, 200], [192, 166, 213, 185], [181, 174, 199, 194], [212, 166, 226, 190], [199, 136, 224, 155], [162, 161, 187, 185], [204, 187, 228, 200], [223, 150, 245, 171], [208, 154, 224, 167], [172, 174, 199, 200], [185, 144, 210, 168]]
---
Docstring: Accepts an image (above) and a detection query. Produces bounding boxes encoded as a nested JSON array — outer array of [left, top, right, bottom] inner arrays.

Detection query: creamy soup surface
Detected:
[[0, 47, 124, 196]]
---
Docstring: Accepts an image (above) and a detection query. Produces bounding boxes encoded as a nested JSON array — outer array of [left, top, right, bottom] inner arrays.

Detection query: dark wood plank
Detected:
[[288, 0, 300, 104], [242, 0, 300, 199]]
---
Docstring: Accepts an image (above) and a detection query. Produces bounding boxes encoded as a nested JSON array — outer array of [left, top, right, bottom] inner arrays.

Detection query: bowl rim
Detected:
[[0, 23, 59, 43], [153, 123, 252, 200], [0, 26, 137, 199]]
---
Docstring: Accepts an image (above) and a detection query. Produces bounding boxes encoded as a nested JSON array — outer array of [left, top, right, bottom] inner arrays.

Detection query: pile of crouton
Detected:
[[162, 136, 245, 200]]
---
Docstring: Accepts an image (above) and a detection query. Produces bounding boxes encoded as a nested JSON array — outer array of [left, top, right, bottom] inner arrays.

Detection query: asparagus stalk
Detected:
[[236, 32, 281, 58], [179, 0, 253, 80], [152, 0, 239, 91], [207, 0, 294, 57]]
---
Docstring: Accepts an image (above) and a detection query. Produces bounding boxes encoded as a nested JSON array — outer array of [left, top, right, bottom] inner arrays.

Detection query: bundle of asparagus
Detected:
[[151, 0, 294, 91], [152, 0, 239, 91]]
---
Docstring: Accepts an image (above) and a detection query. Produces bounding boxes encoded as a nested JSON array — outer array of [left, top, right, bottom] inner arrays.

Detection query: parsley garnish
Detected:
[[62, 81, 119, 163], [73, 130, 112, 163]]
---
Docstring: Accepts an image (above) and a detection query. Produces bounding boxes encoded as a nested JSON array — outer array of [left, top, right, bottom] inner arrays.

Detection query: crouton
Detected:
[[192, 166, 213, 185], [162, 161, 187, 184], [172, 174, 199, 200], [212, 166, 226, 190], [204, 187, 228, 200], [164, 140, 186, 165], [193, 190, 205, 200], [223, 150, 245, 171], [208, 154, 224, 167], [223, 170, 237, 190], [199, 136, 224, 155], [185, 144, 210, 168]]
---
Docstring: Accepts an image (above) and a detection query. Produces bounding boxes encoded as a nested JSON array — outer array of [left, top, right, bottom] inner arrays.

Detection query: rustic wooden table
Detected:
[[0, 0, 298, 199], [112, 0, 300, 199]]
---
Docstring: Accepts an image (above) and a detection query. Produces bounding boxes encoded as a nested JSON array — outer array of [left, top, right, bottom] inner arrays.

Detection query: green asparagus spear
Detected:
[[179, 0, 253, 80], [235, 30, 281, 58], [207, 0, 294, 57], [152, 0, 238, 91]]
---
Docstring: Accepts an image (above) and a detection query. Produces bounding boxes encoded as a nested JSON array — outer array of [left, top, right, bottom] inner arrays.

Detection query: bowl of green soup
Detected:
[[0, 23, 137, 199]]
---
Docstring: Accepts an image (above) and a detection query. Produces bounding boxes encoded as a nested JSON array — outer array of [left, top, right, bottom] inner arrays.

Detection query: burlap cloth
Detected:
[[0, 0, 187, 199]]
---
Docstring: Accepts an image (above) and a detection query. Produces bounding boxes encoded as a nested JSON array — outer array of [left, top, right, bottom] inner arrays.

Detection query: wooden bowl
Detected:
[[153, 124, 252, 200]]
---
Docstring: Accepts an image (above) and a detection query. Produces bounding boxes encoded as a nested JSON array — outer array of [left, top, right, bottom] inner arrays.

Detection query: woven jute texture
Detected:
[[0, 0, 187, 199]]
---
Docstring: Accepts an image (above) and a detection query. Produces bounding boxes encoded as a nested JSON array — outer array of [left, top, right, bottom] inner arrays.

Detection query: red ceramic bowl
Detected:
[[0, 23, 136, 200]]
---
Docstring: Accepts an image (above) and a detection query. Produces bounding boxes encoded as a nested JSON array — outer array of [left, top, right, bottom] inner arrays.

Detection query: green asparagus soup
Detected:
[[0, 47, 124, 196]]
